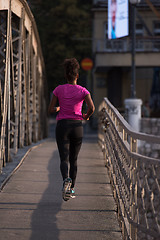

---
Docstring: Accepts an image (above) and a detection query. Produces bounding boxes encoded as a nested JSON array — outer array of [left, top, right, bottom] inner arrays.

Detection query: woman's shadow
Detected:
[[30, 126, 62, 239]]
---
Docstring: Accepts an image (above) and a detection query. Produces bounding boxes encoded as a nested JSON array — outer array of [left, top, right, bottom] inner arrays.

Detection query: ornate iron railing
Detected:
[[98, 98, 160, 240], [0, 0, 48, 172]]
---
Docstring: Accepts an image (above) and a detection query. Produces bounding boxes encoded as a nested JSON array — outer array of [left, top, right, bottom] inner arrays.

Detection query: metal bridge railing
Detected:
[[98, 98, 160, 240], [0, 0, 48, 172]]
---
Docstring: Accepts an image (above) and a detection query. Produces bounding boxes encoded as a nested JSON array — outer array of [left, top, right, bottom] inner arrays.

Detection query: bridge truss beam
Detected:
[[0, 0, 48, 172]]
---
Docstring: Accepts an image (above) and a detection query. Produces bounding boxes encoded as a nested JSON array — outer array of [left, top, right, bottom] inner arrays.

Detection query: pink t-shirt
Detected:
[[53, 84, 90, 120]]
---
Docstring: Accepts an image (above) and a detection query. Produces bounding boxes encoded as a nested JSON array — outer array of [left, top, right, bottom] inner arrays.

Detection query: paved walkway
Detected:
[[0, 124, 122, 240]]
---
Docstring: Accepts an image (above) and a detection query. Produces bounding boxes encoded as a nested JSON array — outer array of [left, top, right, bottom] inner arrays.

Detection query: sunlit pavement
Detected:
[[0, 121, 122, 240]]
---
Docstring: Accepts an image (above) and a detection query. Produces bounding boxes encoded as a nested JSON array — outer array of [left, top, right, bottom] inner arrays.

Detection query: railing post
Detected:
[[122, 129, 128, 142], [130, 137, 138, 240]]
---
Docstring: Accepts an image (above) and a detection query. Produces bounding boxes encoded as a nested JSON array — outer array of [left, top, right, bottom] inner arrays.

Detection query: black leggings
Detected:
[[56, 119, 83, 188]]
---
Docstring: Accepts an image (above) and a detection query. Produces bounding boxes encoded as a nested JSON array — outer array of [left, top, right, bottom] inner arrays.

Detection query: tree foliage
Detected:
[[29, 0, 92, 90]]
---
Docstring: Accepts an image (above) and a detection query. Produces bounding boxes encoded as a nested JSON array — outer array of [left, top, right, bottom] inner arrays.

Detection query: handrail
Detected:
[[98, 98, 160, 240], [0, 0, 48, 172], [104, 97, 160, 143]]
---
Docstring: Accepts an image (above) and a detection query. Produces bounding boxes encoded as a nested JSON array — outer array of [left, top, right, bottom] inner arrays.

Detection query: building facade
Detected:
[[92, 0, 160, 118]]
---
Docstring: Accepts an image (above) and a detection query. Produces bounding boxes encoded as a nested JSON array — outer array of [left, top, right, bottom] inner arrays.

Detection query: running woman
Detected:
[[48, 58, 95, 201]]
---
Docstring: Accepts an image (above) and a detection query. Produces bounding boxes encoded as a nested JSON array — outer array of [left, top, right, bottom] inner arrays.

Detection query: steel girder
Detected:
[[0, 0, 47, 172]]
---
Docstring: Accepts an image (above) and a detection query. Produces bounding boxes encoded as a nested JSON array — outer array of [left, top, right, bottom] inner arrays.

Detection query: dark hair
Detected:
[[63, 58, 80, 82]]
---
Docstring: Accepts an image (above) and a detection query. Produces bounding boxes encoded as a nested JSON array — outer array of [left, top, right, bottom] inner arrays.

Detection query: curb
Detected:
[[0, 142, 45, 192]]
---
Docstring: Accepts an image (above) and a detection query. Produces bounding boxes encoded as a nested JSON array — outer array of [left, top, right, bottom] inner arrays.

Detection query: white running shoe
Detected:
[[70, 188, 76, 199]]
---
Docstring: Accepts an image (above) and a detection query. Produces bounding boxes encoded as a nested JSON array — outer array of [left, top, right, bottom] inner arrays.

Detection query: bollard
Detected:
[[124, 98, 142, 132]]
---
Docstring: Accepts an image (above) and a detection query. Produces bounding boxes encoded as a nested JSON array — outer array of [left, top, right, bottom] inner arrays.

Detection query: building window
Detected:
[[153, 21, 160, 36], [153, 21, 160, 50], [104, 22, 108, 40], [104, 22, 112, 50], [96, 77, 106, 88], [135, 22, 144, 50], [93, 0, 106, 4], [136, 23, 144, 36]]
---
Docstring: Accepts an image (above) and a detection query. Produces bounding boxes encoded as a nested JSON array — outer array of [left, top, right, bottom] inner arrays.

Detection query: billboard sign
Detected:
[[108, 0, 129, 39]]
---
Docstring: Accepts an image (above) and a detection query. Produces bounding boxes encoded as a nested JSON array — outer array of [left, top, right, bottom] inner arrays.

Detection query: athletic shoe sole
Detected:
[[62, 178, 72, 201], [70, 194, 76, 199]]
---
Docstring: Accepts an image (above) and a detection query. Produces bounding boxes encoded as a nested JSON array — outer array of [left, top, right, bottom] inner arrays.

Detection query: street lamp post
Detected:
[[130, 0, 141, 98], [124, 0, 142, 132], [131, 3, 136, 98]]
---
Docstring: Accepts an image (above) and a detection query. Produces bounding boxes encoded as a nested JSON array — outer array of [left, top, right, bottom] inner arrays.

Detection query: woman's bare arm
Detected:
[[48, 94, 60, 115], [83, 94, 95, 120]]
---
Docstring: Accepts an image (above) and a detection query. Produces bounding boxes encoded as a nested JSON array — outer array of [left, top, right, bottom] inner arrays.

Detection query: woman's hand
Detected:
[[54, 106, 60, 112], [83, 94, 95, 120], [48, 94, 58, 114], [83, 113, 89, 120]]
